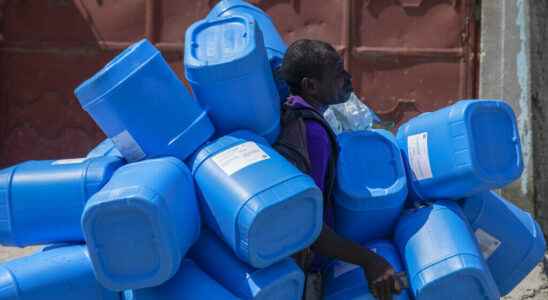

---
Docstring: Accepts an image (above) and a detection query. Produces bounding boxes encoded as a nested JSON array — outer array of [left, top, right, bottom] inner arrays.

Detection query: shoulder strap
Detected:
[[273, 104, 339, 209]]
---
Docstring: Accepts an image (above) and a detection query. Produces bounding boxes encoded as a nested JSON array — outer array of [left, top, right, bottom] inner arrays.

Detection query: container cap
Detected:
[[207, 0, 287, 58], [237, 175, 322, 268], [184, 14, 267, 83], [75, 39, 159, 109]]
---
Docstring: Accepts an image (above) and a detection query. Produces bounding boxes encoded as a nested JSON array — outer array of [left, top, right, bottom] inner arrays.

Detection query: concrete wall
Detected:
[[479, 0, 534, 212], [530, 1, 548, 233], [479, 0, 548, 233]]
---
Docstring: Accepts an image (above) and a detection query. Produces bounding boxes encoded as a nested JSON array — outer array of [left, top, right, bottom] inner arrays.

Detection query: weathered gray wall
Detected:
[[479, 0, 534, 213], [530, 1, 548, 233], [480, 0, 548, 234]]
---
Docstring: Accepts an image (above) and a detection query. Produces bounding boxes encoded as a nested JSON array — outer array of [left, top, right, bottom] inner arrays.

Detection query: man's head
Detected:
[[279, 39, 353, 108]]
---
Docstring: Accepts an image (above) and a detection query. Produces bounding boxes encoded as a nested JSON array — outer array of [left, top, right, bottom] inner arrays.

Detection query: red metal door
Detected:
[[349, 0, 478, 128], [0, 0, 477, 167]]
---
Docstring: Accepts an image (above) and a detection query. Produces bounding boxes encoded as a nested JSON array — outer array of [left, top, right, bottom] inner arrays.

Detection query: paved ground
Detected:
[[1, 246, 546, 299]]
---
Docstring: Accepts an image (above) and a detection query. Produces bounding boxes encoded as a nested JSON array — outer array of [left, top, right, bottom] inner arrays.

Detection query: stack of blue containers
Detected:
[[0, 1, 315, 299], [0, 1, 544, 299]]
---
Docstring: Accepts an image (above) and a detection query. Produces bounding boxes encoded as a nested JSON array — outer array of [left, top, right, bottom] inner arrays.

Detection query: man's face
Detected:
[[317, 58, 353, 106]]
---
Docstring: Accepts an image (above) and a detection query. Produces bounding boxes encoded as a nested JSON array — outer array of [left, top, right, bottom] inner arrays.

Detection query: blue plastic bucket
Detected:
[[0, 245, 120, 300], [131, 259, 238, 300], [324, 240, 410, 300], [82, 157, 200, 291], [75, 39, 214, 162], [395, 201, 500, 300], [461, 191, 546, 295], [397, 100, 523, 201], [190, 130, 322, 268], [0, 156, 123, 247], [334, 130, 408, 243], [190, 229, 305, 300], [185, 15, 280, 143]]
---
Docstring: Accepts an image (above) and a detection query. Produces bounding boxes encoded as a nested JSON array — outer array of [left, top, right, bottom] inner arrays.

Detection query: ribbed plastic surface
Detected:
[[184, 15, 280, 143], [190, 229, 304, 300], [207, 0, 287, 66], [0, 156, 124, 247], [395, 201, 500, 300], [82, 157, 200, 291], [334, 130, 408, 243], [75, 38, 214, 162], [461, 191, 546, 295], [324, 240, 410, 300], [397, 100, 523, 201], [190, 130, 322, 268], [131, 259, 238, 300], [0, 245, 120, 300]]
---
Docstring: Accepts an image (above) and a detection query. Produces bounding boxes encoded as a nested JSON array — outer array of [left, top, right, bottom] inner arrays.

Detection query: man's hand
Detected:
[[312, 226, 402, 300], [361, 254, 399, 300]]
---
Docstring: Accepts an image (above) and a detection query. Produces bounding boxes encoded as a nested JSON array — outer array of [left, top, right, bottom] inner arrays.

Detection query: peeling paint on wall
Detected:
[[516, 0, 532, 197]]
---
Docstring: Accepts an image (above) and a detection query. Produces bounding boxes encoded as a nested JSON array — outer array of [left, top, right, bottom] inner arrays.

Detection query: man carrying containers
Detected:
[[276, 39, 403, 300]]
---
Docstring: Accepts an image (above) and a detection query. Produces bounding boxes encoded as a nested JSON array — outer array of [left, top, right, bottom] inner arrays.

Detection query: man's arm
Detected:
[[312, 225, 399, 300]]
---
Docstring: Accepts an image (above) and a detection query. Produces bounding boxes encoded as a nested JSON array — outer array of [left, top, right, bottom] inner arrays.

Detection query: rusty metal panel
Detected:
[[0, 0, 478, 167], [350, 0, 477, 127], [72, 0, 211, 50], [251, 0, 345, 48], [3, 0, 98, 46], [0, 50, 113, 168]]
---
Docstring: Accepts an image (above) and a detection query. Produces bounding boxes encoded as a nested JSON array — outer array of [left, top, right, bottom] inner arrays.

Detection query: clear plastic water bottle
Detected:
[[324, 93, 378, 134]]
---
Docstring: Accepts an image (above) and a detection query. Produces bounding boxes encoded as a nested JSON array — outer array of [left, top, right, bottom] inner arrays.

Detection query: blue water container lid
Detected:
[[461, 99, 523, 184], [74, 39, 159, 109], [335, 130, 407, 210], [207, 0, 266, 21], [206, 0, 287, 57], [237, 174, 323, 267], [82, 157, 195, 291], [184, 14, 267, 83]]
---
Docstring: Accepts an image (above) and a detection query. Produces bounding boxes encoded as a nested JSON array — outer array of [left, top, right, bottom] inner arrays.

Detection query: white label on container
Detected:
[[211, 142, 270, 176], [475, 228, 502, 259], [52, 158, 87, 165], [111, 130, 146, 162], [333, 261, 360, 278], [407, 132, 433, 180]]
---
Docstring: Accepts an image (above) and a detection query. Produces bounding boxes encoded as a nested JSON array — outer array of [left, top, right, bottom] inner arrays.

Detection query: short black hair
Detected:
[[278, 39, 340, 95]]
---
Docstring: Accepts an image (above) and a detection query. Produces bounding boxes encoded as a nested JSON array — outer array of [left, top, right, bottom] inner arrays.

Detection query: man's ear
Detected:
[[300, 77, 318, 94]]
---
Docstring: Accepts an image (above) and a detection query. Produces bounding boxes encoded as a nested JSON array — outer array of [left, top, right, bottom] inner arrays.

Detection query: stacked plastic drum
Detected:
[[333, 129, 408, 243], [0, 0, 544, 299], [185, 11, 281, 143], [0, 35, 215, 298], [324, 128, 411, 299], [393, 99, 545, 299], [0, 1, 315, 299], [324, 240, 410, 300]]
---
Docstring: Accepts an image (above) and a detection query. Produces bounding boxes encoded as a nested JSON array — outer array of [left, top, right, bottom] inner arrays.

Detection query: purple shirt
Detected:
[[285, 95, 331, 192], [286, 95, 334, 272]]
